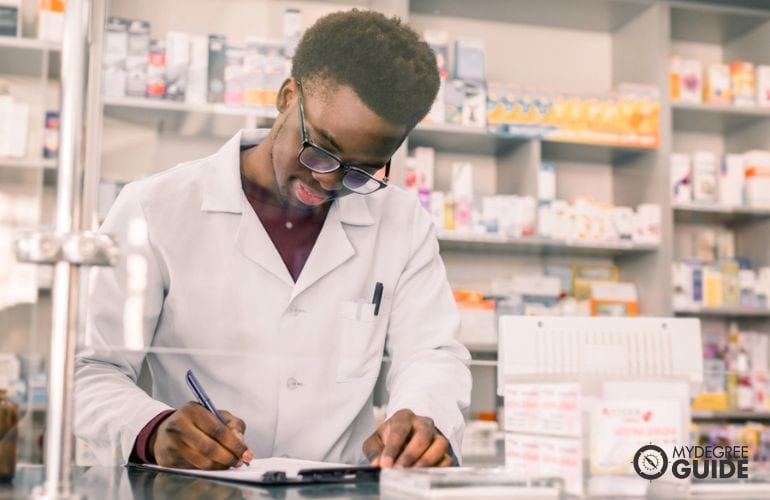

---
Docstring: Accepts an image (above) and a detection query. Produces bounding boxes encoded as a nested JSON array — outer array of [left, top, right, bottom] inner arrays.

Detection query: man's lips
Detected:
[[294, 180, 330, 205]]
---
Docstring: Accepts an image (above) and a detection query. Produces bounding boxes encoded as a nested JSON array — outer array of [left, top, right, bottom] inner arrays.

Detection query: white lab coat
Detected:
[[74, 130, 471, 466]]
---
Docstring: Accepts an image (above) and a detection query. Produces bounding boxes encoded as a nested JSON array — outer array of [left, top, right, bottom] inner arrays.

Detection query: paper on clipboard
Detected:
[[139, 457, 351, 484]]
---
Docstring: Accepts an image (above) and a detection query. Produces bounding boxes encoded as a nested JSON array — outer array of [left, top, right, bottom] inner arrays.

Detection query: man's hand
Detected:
[[150, 402, 254, 469], [363, 409, 453, 468]]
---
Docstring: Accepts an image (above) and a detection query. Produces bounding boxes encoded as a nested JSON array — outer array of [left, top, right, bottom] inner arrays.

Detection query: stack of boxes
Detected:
[[407, 148, 661, 245], [101, 10, 300, 109], [694, 326, 770, 413], [670, 56, 770, 108], [671, 150, 770, 208], [423, 31, 487, 128], [486, 84, 660, 147]]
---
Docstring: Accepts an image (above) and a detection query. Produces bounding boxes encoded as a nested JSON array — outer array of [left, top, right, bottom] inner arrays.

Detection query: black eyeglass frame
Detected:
[[296, 84, 391, 195]]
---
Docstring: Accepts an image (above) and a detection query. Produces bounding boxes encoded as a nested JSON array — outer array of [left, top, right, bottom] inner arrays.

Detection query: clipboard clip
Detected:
[[296, 466, 380, 483], [261, 470, 289, 483]]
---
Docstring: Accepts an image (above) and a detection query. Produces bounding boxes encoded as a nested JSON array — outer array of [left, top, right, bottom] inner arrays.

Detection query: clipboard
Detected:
[[134, 462, 380, 487]]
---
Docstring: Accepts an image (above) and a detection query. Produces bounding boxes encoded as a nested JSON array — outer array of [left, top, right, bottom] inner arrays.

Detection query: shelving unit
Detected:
[[669, 2, 770, 447], [437, 231, 658, 257], [670, 0, 770, 327]]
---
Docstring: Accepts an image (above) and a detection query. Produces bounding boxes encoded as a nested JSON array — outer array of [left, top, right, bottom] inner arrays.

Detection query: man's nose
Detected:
[[311, 169, 343, 191]]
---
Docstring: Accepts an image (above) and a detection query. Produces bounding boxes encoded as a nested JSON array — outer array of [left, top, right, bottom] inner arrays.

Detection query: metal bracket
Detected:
[[14, 230, 119, 267]]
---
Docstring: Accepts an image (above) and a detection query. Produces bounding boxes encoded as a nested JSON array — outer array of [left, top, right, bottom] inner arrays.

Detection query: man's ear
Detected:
[[276, 78, 298, 114]]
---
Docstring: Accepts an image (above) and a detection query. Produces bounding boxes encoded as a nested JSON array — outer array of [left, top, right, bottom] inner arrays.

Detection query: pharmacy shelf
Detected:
[[672, 101, 770, 134], [437, 231, 658, 257], [410, 123, 524, 155], [0, 36, 60, 52], [692, 410, 770, 421], [102, 95, 279, 120], [0, 157, 57, 170], [411, 122, 656, 161], [0, 36, 61, 77], [674, 306, 770, 318], [673, 203, 770, 224]]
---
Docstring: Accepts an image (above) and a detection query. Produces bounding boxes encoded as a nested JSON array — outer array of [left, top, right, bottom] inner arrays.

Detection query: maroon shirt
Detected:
[[130, 165, 326, 463]]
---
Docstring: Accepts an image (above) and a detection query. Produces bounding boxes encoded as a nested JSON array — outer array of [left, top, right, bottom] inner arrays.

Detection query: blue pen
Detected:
[[186, 369, 251, 466], [185, 369, 227, 424]]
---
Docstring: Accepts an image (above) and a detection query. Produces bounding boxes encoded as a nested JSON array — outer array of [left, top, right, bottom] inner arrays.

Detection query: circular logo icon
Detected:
[[633, 444, 668, 480]]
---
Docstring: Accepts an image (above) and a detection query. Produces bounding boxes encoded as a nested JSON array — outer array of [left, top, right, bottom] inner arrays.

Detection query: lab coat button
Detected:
[[286, 377, 302, 390], [286, 307, 303, 316]]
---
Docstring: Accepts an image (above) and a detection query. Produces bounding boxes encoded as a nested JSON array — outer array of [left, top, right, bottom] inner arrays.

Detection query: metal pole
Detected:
[[82, 0, 107, 232], [38, 0, 89, 497]]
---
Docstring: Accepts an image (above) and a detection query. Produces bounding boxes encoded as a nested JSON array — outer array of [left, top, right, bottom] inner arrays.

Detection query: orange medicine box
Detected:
[[731, 61, 755, 107], [704, 64, 731, 104]]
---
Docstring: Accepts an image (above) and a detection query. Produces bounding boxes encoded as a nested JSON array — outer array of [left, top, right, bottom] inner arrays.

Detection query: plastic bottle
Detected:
[[0, 374, 19, 482]]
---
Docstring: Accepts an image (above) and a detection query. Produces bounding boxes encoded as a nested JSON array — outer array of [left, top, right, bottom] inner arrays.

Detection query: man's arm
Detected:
[[74, 183, 174, 465], [365, 203, 472, 466]]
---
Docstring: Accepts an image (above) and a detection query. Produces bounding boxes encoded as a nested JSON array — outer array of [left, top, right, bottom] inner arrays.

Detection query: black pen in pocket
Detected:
[[372, 282, 383, 316]]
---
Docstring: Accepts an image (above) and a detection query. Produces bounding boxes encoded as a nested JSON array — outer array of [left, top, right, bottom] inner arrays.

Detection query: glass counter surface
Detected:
[[0, 465, 380, 499], [5, 464, 770, 499]]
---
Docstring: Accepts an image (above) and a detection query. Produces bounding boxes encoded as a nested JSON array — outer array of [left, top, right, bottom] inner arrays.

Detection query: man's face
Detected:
[[267, 80, 407, 209]]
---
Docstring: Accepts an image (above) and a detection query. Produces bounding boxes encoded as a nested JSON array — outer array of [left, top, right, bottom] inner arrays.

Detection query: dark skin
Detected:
[[150, 78, 451, 469]]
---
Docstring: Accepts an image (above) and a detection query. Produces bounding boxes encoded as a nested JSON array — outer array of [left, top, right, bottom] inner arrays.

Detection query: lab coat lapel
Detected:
[[291, 194, 374, 300], [201, 129, 294, 286], [235, 195, 294, 287]]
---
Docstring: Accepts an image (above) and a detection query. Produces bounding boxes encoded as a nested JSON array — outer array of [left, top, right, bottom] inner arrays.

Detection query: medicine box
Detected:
[[126, 20, 150, 97], [670, 153, 691, 204], [719, 154, 744, 207], [692, 151, 717, 203], [704, 64, 731, 104], [757, 65, 770, 108]]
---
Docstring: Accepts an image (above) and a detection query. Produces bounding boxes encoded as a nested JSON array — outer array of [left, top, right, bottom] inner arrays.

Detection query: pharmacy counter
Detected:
[[0, 465, 380, 499], [4, 465, 770, 498]]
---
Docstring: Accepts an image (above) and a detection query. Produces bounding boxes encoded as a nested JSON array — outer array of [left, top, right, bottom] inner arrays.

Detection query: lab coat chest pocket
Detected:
[[336, 300, 387, 383]]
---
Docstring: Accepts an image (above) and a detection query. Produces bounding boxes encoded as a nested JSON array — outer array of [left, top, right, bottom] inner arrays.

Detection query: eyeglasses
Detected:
[[296, 86, 390, 195]]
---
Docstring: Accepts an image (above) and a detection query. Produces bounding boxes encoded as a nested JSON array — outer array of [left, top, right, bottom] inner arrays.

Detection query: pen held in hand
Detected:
[[185, 369, 252, 466]]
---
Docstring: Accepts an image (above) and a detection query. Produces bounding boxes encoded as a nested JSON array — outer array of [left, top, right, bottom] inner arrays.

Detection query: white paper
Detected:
[[140, 457, 350, 483]]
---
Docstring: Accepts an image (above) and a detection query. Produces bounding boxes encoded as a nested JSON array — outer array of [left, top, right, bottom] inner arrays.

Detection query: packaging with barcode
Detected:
[[126, 20, 150, 97], [186, 36, 208, 104], [102, 17, 129, 98], [165, 31, 190, 101]]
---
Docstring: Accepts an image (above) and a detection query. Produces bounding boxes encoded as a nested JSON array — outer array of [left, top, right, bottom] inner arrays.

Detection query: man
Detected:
[[75, 9, 471, 470]]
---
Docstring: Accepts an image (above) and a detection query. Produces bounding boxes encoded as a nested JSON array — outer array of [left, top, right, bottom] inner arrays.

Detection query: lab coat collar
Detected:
[[200, 129, 269, 214], [200, 129, 376, 228]]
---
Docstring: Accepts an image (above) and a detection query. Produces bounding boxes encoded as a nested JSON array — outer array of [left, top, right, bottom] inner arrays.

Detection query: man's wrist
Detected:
[[130, 409, 175, 464]]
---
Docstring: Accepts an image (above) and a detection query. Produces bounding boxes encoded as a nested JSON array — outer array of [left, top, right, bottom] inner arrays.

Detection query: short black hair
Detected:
[[291, 9, 440, 130]]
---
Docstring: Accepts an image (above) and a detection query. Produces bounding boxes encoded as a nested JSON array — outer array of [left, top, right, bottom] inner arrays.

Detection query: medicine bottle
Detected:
[[0, 375, 18, 482]]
